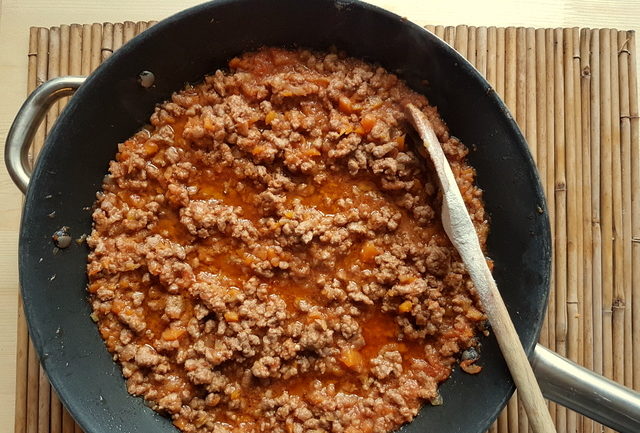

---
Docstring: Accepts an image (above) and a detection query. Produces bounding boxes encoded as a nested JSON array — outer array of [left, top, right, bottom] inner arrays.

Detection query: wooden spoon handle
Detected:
[[406, 104, 556, 433], [483, 266, 557, 433]]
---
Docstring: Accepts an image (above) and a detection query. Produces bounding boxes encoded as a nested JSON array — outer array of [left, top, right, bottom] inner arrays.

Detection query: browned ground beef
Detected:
[[87, 47, 489, 433]]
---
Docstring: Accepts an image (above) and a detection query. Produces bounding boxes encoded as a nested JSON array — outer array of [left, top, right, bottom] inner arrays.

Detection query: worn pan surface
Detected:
[[17, 1, 550, 432]]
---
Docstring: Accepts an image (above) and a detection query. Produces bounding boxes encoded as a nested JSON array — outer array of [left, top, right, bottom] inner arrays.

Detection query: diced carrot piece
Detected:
[[354, 125, 366, 135], [339, 348, 364, 371], [143, 142, 158, 156], [111, 299, 125, 314], [227, 288, 241, 299], [224, 311, 239, 322], [360, 241, 380, 262], [398, 300, 413, 313], [338, 96, 354, 114], [265, 111, 277, 125], [460, 359, 482, 374], [251, 145, 266, 156], [399, 274, 417, 284], [466, 307, 485, 321], [161, 327, 186, 341], [395, 134, 406, 151], [174, 418, 190, 430], [242, 253, 255, 265], [203, 116, 217, 131], [339, 125, 354, 136], [302, 147, 320, 157], [255, 247, 268, 260], [360, 114, 377, 133]]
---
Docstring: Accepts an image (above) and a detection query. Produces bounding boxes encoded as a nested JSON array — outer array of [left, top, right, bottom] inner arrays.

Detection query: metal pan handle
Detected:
[[5, 76, 86, 194], [533, 344, 640, 433]]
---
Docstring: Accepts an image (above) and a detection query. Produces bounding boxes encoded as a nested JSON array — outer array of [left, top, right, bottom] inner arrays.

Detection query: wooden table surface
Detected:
[[1, 0, 639, 429]]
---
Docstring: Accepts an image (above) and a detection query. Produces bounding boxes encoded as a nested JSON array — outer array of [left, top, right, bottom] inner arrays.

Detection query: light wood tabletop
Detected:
[[1, 0, 639, 429]]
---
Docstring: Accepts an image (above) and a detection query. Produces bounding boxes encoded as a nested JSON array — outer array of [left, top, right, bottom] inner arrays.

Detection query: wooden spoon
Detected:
[[405, 103, 556, 433]]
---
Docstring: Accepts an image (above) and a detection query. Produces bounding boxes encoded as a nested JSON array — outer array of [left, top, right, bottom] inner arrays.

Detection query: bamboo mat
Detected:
[[15, 22, 639, 433]]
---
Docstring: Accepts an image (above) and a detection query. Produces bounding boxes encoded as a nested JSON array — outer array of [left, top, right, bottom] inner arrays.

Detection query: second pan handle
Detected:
[[532, 344, 640, 433], [5, 76, 86, 194]]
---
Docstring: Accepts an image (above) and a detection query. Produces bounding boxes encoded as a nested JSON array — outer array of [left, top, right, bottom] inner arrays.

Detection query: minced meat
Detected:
[[87, 47, 488, 433]]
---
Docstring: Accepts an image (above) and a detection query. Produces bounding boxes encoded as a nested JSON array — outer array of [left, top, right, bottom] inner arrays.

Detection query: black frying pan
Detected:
[[5, 1, 640, 432]]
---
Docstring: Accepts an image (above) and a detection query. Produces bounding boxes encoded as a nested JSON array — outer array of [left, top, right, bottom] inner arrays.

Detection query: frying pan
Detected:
[[5, 1, 640, 432]]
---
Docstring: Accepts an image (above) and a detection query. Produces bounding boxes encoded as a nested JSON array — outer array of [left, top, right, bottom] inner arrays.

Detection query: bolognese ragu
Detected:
[[87, 47, 489, 433]]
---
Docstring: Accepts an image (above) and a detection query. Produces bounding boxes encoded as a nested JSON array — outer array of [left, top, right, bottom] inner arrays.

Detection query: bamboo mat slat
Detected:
[[15, 22, 639, 433]]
